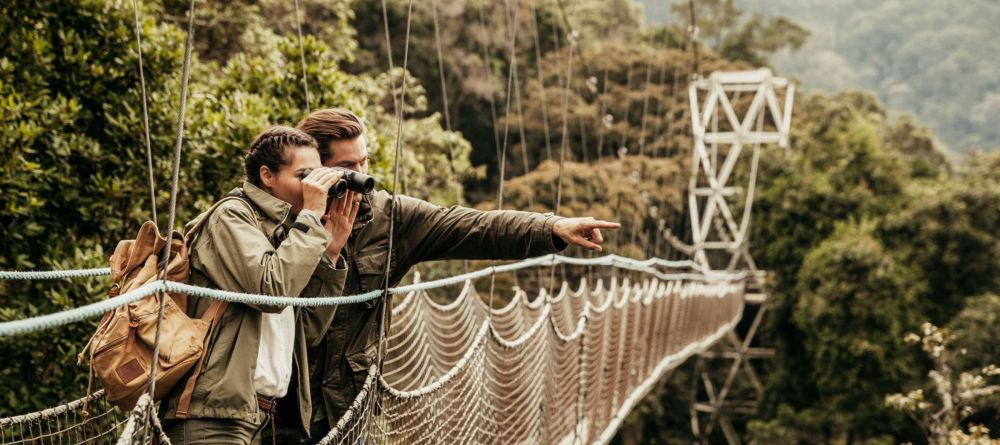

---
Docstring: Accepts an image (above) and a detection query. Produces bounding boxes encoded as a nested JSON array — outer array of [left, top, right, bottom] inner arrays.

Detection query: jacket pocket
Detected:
[[355, 250, 387, 307]]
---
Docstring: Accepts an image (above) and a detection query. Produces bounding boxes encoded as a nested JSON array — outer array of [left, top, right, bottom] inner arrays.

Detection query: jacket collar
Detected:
[[241, 181, 292, 225]]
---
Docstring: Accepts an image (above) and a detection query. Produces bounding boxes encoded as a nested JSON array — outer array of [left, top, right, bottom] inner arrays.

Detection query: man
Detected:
[[294, 108, 620, 441]]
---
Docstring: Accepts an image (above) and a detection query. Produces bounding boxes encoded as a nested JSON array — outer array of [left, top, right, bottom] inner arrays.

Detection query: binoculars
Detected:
[[329, 167, 375, 198], [298, 167, 375, 198]]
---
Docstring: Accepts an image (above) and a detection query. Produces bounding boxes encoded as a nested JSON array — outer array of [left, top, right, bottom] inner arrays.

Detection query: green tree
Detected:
[[789, 221, 921, 439], [0, 0, 475, 415], [0, 0, 187, 412], [745, 92, 956, 443], [885, 323, 1000, 444], [877, 181, 1000, 322]]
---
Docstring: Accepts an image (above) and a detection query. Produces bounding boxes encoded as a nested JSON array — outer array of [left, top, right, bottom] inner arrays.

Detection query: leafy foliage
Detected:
[[0, 0, 471, 415], [885, 323, 1000, 444]]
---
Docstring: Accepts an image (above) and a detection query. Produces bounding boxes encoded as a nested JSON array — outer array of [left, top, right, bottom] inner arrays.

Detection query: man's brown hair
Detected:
[[296, 108, 365, 162]]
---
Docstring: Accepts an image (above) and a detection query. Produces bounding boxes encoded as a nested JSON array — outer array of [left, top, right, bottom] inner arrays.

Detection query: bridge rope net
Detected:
[[0, 257, 744, 444], [318, 273, 744, 444]]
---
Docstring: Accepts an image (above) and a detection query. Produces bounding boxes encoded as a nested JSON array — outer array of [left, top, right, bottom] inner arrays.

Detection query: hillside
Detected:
[[638, 0, 1000, 153]]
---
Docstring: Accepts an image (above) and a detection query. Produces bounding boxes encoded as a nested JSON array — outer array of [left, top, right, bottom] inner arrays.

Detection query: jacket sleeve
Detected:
[[298, 254, 348, 347], [395, 195, 568, 266], [196, 201, 332, 313]]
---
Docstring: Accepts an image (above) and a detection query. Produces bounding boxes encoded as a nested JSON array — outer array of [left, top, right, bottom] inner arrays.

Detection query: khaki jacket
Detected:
[[161, 181, 347, 437], [310, 191, 566, 427]]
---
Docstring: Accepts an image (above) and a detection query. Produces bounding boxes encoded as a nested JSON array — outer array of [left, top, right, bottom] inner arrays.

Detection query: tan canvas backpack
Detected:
[[81, 196, 252, 414]]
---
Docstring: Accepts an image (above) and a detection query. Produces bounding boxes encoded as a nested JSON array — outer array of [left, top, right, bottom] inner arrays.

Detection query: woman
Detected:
[[161, 126, 358, 444]]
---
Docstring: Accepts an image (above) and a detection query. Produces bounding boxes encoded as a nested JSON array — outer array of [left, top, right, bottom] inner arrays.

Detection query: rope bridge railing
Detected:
[[319, 273, 745, 444], [1, 257, 745, 444], [0, 257, 707, 282], [0, 267, 112, 280], [0, 254, 740, 337]]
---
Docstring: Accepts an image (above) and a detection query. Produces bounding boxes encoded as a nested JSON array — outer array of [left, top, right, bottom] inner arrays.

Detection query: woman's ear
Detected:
[[259, 165, 275, 189]]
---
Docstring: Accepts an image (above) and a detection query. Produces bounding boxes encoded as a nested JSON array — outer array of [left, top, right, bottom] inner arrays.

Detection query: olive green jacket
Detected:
[[161, 181, 347, 437], [310, 191, 566, 428]]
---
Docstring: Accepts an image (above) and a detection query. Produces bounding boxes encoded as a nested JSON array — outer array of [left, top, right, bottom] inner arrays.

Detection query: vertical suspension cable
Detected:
[[429, 0, 460, 198], [637, 61, 653, 159], [474, 4, 503, 160], [293, 0, 312, 111], [546, 15, 584, 436], [648, 31, 672, 157], [553, 34, 575, 217], [641, 32, 672, 258], [547, 14, 575, 298], [664, 1, 702, 262], [513, 67, 532, 181], [650, 31, 679, 258], [633, 58, 656, 256], [528, 1, 553, 161], [487, 0, 521, 312], [368, 0, 415, 435], [594, 67, 610, 159], [380, 0, 398, 112], [130, 0, 157, 224], [550, 21, 563, 97], [380, 0, 414, 354], [369, 17, 416, 442], [527, 0, 553, 289], [149, 0, 196, 407], [130, 0, 161, 437], [617, 62, 635, 157], [687, 0, 701, 78]]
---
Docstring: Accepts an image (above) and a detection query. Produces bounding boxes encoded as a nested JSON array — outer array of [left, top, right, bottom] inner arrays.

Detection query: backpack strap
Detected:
[[183, 194, 258, 244], [174, 192, 258, 418], [174, 298, 228, 418]]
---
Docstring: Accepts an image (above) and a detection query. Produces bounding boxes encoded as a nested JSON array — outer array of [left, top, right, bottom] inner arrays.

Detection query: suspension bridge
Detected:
[[0, 0, 795, 443]]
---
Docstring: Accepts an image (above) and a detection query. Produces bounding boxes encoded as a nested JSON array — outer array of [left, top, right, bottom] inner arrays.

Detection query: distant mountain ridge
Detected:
[[638, 0, 1000, 153]]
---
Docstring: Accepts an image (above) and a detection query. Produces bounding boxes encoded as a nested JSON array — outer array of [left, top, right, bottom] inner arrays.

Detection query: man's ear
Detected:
[[259, 165, 275, 189]]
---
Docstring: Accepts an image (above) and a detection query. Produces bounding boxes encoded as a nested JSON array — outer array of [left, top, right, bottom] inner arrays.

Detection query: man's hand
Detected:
[[323, 191, 360, 261], [302, 167, 344, 215], [553, 217, 621, 253]]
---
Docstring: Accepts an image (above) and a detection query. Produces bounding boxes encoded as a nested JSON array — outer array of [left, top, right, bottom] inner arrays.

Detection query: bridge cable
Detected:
[[293, 0, 312, 111], [474, 4, 503, 163], [428, 0, 460, 202], [379, 0, 398, 113], [486, 0, 521, 315], [130, 0, 158, 224], [376, 2, 415, 434], [548, 24, 575, 294], [528, 1, 554, 161], [687, 0, 701, 78], [645, 31, 672, 258], [143, 0, 197, 437], [656, 31, 685, 259]]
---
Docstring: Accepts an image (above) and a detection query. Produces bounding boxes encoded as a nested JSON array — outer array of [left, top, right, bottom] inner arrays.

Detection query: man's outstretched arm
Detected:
[[395, 195, 620, 265]]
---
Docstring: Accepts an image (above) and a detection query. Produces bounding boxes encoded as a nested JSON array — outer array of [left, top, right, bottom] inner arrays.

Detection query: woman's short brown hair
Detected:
[[296, 108, 365, 162]]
